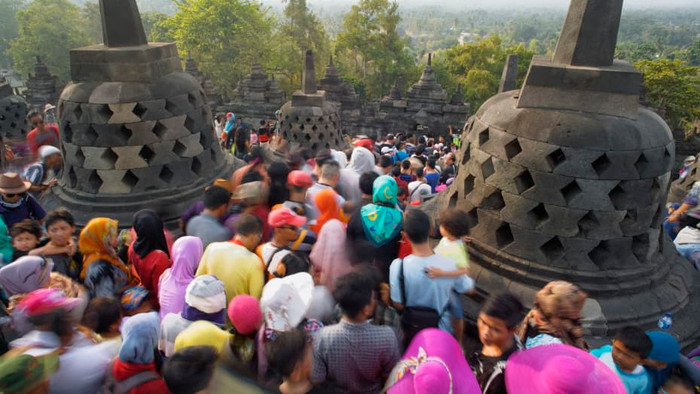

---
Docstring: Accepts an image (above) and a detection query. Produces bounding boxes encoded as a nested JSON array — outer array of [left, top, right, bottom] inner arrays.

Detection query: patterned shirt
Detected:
[[312, 320, 400, 393]]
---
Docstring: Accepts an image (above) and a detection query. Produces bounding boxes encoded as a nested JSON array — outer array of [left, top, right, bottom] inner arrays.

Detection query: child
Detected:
[[426, 209, 474, 344], [266, 328, 316, 394], [10, 219, 42, 261], [591, 326, 653, 394], [29, 209, 82, 280]]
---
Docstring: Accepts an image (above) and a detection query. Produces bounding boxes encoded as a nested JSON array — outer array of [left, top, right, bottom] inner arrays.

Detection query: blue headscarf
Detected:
[[119, 312, 159, 364], [224, 113, 236, 134], [360, 176, 403, 247], [645, 331, 680, 390]]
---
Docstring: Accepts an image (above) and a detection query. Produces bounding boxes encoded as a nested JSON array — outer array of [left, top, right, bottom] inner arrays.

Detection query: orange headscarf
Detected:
[[79, 218, 129, 280], [312, 189, 341, 234]]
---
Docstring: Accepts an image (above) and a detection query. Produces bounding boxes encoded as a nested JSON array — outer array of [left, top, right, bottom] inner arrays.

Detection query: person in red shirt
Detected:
[[128, 210, 172, 309], [26, 110, 60, 158]]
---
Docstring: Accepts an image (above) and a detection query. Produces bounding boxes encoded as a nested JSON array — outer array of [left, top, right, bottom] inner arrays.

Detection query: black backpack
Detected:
[[398, 259, 444, 348]]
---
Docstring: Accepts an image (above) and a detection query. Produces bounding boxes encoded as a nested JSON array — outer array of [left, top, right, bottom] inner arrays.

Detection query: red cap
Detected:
[[287, 170, 313, 188], [354, 138, 374, 150], [17, 289, 80, 317], [268, 207, 306, 228]]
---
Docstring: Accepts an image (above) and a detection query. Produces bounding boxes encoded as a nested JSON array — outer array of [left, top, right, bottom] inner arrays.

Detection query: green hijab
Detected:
[[0, 218, 14, 265], [360, 176, 403, 247]]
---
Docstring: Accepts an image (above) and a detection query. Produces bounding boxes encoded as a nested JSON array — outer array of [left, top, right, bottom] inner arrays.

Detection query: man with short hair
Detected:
[[408, 167, 432, 203], [307, 161, 345, 217], [26, 111, 60, 158], [259, 207, 306, 278], [164, 346, 218, 394], [312, 272, 400, 393], [196, 214, 265, 302], [468, 293, 524, 394], [283, 170, 317, 254], [375, 155, 393, 176], [186, 186, 233, 248], [389, 209, 474, 346], [440, 152, 457, 185]]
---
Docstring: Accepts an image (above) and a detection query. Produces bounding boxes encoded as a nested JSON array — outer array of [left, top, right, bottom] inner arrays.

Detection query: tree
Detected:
[[636, 59, 700, 131], [432, 35, 535, 111], [8, 0, 90, 81], [271, 0, 330, 94], [0, 0, 26, 68], [141, 11, 173, 42], [164, 0, 273, 96], [334, 0, 415, 100], [82, 1, 102, 44]]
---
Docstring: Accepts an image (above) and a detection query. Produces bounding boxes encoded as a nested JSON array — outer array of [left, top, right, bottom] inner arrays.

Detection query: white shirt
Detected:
[[261, 242, 291, 274], [408, 181, 432, 202]]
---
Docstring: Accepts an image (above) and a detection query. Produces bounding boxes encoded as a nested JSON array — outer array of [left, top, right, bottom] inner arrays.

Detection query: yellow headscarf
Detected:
[[174, 320, 231, 354], [79, 218, 128, 280]]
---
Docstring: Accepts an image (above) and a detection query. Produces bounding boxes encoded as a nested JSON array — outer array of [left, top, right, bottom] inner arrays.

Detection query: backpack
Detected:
[[398, 259, 444, 347], [98, 359, 160, 394]]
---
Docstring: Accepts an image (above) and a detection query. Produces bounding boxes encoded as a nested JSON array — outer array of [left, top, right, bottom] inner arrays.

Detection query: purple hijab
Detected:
[[157, 236, 203, 319], [0, 256, 53, 296]]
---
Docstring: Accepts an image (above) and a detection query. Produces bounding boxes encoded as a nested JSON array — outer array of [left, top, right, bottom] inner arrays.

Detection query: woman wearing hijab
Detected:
[[108, 312, 168, 394], [159, 275, 227, 357], [310, 189, 352, 291], [0, 256, 52, 297], [516, 281, 589, 350], [158, 236, 203, 319], [79, 218, 131, 298], [128, 210, 172, 308], [338, 147, 376, 205], [0, 218, 14, 265], [346, 176, 403, 282]]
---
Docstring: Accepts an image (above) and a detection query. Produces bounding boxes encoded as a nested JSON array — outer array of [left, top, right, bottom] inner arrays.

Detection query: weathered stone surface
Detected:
[[100, 0, 147, 48], [499, 54, 518, 93]]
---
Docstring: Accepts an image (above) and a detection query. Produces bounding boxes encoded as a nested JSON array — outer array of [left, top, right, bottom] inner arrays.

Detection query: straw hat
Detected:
[[0, 173, 30, 194]]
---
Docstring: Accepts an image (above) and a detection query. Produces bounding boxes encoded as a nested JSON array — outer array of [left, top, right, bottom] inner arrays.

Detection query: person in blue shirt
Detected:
[[591, 326, 653, 394], [424, 159, 440, 193], [389, 209, 473, 347]]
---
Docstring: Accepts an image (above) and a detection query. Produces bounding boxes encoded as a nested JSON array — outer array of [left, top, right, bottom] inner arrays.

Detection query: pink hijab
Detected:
[[157, 236, 203, 319], [309, 219, 352, 291]]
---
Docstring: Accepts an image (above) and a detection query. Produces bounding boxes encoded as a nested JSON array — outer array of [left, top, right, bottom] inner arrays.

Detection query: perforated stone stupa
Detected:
[[277, 50, 346, 153], [47, 0, 232, 228], [0, 81, 29, 140], [222, 63, 286, 124], [430, 0, 700, 345]]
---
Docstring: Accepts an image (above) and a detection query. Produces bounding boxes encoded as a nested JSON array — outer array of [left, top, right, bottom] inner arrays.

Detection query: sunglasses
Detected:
[[4, 193, 24, 198], [280, 225, 299, 232]]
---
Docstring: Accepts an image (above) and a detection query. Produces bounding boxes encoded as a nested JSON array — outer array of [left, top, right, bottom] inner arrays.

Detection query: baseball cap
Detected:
[[287, 170, 313, 188], [268, 207, 306, 228]]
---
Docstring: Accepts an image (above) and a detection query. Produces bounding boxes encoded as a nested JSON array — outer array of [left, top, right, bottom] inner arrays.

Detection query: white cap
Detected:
[[44, 104, 56, 111], [39, 145, 61, 160]]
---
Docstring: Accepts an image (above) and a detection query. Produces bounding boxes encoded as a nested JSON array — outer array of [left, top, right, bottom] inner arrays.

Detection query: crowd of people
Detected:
[[0, 108, 697, 393]]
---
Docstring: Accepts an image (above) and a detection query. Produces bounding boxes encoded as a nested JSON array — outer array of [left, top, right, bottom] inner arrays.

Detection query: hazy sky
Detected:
[[298, 0, 699, 9]]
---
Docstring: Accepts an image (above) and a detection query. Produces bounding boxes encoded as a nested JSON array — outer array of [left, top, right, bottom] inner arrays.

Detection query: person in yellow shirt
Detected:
[[195, 214, 265, 304]]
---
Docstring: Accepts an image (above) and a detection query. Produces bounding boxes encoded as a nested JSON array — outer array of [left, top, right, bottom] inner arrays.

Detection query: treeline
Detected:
[[0, 0, 697, 130]]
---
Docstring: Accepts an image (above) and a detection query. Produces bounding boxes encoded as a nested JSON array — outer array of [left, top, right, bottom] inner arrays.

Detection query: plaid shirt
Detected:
[[312, 320, 400, 393]]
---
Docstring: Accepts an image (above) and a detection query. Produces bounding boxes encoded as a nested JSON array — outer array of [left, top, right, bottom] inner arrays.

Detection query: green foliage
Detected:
[[164, 0, 273, 96], [334, 0, 415, 100], [636, 59, 700, 131], [687, 40, 700, 67], [82, 1, 102, 44], [9, 0, 89, 81], [270, 0, 330, 94], [141, 11, 173, 42], [432, 35, 535, 111], [0, 0, 26, 68]]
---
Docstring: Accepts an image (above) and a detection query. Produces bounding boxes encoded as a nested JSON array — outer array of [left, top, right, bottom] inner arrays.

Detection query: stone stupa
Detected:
[[430, 0, 700, 345], [47, 0, 233, 228], [277, 50, 346, 153]]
